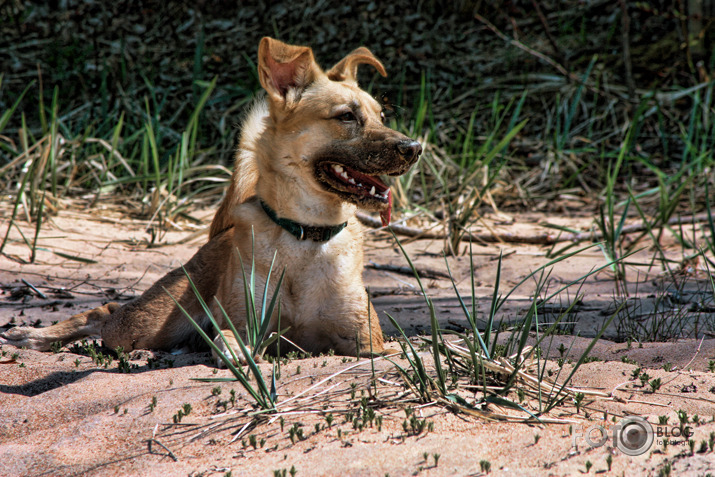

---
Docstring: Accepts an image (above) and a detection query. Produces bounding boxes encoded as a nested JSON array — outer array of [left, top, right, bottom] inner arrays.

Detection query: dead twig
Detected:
[[21, 278, 47, 299], [147, 438, 178, 461], [358, 212, 713, 246], [148, 425, 178, 461], [530, 0, 566, 68], [366, 261, 451, 280], [618, 0, 635, 98]]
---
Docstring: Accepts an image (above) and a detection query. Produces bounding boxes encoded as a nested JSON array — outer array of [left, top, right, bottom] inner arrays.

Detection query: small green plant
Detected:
[[677, 409, 689, 435], [149, 396, 157, 412], [658, 460, 671, 477], [117, 347, 132, 373], [288, 423, 304, 444], [658, 415, 669, 425], [479, 460, 491, 473], [172, 403, 192, 423], [584, 460, 592, 473], [606, 454, 613, 471], [534, 433, 541, 445], [649, 378, 662, 393], [698, 440, 708, 453], [212, 386, 222, 396], [573, 392, 585, 413]]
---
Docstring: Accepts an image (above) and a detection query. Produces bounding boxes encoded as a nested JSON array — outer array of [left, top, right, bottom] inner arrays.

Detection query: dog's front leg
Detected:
[[212, 329, 256, 367], [327, 298, 399, 358]]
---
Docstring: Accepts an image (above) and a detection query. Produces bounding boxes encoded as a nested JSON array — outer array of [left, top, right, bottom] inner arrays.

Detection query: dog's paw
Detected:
[[211, 333, 258, 368], [0, 327, 51, 351]]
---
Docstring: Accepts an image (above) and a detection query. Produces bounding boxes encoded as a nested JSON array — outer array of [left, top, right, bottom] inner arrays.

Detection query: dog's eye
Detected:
[[380, 111, 386, 124], [336, 111, 357, 122]]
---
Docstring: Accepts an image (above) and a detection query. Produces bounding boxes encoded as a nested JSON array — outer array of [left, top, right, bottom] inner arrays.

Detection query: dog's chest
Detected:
[[277, 237, 364, 317]]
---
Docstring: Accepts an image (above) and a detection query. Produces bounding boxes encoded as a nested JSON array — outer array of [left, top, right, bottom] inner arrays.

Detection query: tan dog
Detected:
[[1, 37, 421, 363]]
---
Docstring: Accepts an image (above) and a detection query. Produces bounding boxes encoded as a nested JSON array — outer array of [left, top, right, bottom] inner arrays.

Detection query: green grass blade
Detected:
[[444, 254, 490, 359], [0, 79, 34, 135]]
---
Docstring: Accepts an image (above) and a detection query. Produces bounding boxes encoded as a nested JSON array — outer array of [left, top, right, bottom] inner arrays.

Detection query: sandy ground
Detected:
[[2, 204, 715, 476]]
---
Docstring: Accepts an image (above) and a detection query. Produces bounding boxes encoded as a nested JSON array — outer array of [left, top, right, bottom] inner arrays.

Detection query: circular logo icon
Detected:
[[616, 416, 653, 456]]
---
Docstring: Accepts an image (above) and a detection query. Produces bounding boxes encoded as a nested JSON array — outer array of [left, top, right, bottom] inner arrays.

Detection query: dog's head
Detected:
[[255, 37, 421, 226]]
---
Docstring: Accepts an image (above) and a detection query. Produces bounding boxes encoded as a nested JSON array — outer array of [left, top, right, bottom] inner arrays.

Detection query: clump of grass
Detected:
[[236, 229, 287, 361], [383, 232, 627, 423], [166, 255, 280, 411]]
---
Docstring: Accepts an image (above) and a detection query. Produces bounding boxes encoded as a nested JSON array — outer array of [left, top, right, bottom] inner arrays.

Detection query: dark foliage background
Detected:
[[1, 0, 713, 213]]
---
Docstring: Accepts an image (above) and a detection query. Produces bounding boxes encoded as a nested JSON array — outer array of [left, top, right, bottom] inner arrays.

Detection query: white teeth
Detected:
[[333, 164, 343, 173], [369, 186, 376, 196], [357, 183, 362, 188], [341, 172, 349, 179], [348, 178, 355, 184]]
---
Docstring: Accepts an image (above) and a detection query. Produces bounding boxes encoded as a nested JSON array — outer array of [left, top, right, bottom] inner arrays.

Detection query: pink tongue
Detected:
[[379, 189, 392, 226]]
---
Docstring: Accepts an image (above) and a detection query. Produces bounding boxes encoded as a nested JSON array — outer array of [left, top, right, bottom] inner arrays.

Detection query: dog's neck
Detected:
[[257, 184, 357, 226], [259, 200, 348, 242]]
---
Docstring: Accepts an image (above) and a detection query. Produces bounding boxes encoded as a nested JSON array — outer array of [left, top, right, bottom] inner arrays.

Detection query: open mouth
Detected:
[[319, 162, 393, 225]]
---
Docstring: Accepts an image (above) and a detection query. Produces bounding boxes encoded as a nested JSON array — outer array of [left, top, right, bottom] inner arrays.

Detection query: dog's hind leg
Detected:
[[0, 302, 120, 351], [1, 229, 234, 353]]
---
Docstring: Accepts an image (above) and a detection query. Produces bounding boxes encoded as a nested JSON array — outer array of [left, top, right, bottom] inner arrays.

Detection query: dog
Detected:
[[0, 37, 422, 364]]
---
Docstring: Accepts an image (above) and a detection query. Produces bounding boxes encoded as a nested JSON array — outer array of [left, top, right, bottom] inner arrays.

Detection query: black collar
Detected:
[[259, 200, 347, 242]]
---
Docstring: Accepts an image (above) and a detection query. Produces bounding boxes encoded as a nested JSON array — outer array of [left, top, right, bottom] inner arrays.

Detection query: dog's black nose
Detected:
[[397, 140, 422, 162]]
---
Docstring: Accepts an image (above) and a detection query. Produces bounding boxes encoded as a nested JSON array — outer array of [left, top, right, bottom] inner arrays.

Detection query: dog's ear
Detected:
[[258, 37, 319, 105], [327, 47, 387, 83]]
